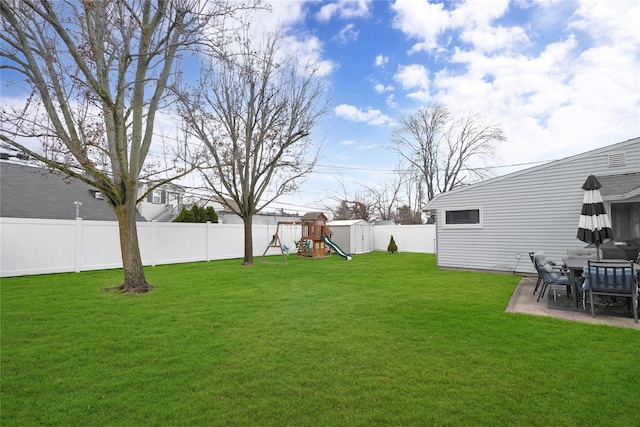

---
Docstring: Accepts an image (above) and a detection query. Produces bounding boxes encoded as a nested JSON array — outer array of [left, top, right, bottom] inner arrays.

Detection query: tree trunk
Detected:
[[111, 199, 153, 293], [242, 215, 254, 265]]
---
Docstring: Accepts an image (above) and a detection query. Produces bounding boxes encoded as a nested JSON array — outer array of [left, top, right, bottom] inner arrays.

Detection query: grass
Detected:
[[1, 252, 639, 426]]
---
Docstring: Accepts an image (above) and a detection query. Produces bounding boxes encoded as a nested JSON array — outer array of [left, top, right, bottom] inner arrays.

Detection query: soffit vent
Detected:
[[607, 152, 626, 167]]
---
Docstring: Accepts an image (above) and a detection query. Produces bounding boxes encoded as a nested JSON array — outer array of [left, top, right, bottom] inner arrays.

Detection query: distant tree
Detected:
[[202, 206, 218, 223], [331, 198, 372, 221], [177, 25, 328, 265], [363, 172, 403, 222], [397, 205, 421, 225], [387, 235, 398, 254], [391, 104, 505, 201], [175, 208, 196, 223]]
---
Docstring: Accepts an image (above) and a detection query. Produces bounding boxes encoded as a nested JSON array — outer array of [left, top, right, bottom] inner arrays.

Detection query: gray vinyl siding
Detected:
[[426, 138, 640, 274]]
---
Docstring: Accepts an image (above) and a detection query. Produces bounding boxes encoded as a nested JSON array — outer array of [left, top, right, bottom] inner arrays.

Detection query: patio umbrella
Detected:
[[577, 174, 613, 260]]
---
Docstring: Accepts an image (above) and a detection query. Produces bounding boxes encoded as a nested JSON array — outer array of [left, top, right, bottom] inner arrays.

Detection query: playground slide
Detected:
[[321, 235, 352, 261]]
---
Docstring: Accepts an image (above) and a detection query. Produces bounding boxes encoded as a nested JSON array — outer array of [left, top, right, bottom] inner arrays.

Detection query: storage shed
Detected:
[[327, 220, 373, 254]]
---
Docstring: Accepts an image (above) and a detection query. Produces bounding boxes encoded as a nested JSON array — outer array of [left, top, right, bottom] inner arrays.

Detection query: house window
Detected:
[[444, 208, 482, 228], [152, 190, 162, 204]]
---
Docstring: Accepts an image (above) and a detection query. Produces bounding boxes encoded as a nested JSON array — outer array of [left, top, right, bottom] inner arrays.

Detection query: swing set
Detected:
[[260, 212, 334, 264]]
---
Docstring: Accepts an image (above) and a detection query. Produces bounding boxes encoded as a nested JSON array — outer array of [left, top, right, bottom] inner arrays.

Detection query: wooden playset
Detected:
[[260, 212, 349, 263]]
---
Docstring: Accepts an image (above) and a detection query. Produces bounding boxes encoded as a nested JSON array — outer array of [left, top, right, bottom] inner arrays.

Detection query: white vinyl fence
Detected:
[[372, 224, 436, 253], [0, 218, 435, 277]]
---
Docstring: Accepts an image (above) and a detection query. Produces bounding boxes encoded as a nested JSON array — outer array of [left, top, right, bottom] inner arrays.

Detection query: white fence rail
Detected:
[[0, 218, 435, 277]]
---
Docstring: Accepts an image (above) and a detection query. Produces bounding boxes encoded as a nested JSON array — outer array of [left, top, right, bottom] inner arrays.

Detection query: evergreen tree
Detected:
[[175, 208, 196, 223], [174, 205, 218, 223], [387, 235, 398, 254], [204, 206, 218, 223]]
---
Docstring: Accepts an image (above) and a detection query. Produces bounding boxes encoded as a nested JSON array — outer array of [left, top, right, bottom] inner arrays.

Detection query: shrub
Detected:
[[175, 205, 218, 223], [387, 235, 398, 253]]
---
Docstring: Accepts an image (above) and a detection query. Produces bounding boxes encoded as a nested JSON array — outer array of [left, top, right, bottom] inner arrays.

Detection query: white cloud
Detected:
[[238, 2, 335, 77], [459, 25, 530, 53], [254, 1, 308, 31], [448, 0, 510, 28], [316, 0, 373, 21], [340, 140, 356, 146], [394, 64, 430, 90], [388, 0, 639, 167], [333, 23, 359, 44], [334, 104, 393, 126], [283, 35, 336, 77], [375, 54, 389, 67], [386, 94, 397, 108], [374, 83, 394, 93], [391, 0, 449, 52], [391, 0, 520, 54], [570, 0, 640, 47]]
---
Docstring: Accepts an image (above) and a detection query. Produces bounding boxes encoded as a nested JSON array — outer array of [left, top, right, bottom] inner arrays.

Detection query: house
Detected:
[[136, 181, 185, 222], [327, 219, 373, 254], [0, 161, 144, 221], [202, 195, 301, 225], [424, 137, 640, 274]]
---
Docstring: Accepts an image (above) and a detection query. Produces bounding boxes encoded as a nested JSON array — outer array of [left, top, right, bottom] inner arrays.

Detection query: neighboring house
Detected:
[[205, 195, 301, 225], [0, 161, 144, 221], [424, 137, 640, 274], [136, 182, 185, 222]]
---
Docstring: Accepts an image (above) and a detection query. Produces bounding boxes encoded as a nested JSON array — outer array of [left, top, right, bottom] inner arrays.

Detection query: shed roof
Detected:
[[327, 219, 370, 226], [0, 162, 144, 221]]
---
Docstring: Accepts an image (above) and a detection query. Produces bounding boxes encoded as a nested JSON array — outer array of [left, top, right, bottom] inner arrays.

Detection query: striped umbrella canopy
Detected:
[[577, 175, 613, 260]]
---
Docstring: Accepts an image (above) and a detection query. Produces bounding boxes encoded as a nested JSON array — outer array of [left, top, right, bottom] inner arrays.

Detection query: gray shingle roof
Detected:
[[598, 172, 640, 200], [0, 162, 144, 221]]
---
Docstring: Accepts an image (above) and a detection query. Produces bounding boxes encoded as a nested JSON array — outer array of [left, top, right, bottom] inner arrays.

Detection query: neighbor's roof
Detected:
[[598, 172, 640, 201], [0, 162, 144, 221]]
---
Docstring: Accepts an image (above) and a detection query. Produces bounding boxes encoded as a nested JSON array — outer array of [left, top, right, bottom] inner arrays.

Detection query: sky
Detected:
[[1, 0, 639, 217], [245, 0, 640, 215]]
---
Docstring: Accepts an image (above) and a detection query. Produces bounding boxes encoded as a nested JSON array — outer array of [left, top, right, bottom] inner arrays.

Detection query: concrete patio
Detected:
[[506, 276, 640, 330]]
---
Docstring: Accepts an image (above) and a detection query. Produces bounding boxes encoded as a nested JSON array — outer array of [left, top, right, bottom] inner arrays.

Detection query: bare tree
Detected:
[[364, 173, 404, 221], [402, 167, 425, 223], [391, 104, 505, 201], [177, 27, 328, 265], [0, 0, 257, 292]]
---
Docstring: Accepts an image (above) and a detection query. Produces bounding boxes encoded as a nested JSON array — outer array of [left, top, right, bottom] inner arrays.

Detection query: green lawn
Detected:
[[2, 252, 639, 426]]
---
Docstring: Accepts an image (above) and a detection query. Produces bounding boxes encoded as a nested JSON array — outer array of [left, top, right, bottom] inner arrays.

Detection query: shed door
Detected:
[[355, 223, 370, 253]]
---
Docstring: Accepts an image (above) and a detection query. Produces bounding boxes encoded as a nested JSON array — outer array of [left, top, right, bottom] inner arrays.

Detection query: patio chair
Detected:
[[533, 252, 571, 302], [529, 252, 543, 295], [583, 260, 638, 323]]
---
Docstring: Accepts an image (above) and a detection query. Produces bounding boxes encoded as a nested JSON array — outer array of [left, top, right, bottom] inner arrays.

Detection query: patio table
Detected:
[[563, 258, 590, 308], [563, 258, 640, 309]]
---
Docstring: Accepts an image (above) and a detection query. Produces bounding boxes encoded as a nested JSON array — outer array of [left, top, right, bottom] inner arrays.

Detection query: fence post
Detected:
[[206, 221, 211, 262], [151, 221, 157, 267], [74, 218, 83, 273]]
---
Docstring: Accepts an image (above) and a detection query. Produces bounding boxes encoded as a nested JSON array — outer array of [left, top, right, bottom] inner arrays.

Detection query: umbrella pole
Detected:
[[596, 243, 600, 260]]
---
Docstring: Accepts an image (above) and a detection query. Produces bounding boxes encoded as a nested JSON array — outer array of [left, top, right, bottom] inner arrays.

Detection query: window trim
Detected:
[[152, 190, 162, 204], [442, 207, 483, 229]]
